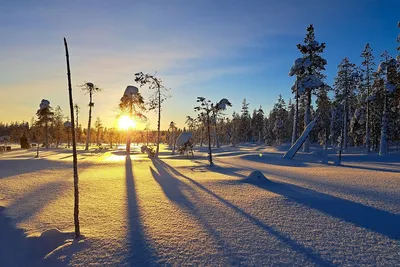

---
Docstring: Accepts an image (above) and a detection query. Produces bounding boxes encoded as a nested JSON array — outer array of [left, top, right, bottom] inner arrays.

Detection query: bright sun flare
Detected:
[[118, 115, 136, 130]]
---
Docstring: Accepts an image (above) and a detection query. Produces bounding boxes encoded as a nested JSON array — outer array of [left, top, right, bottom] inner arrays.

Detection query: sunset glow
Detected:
[[118, 115, 136, 130]]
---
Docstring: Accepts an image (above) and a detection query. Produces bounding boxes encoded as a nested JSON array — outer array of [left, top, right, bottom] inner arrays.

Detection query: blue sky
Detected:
[[0, 0, 399, 129]]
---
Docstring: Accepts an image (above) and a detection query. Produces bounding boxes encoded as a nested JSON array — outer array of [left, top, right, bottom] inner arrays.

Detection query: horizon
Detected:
[[1, 0, 399, 130]]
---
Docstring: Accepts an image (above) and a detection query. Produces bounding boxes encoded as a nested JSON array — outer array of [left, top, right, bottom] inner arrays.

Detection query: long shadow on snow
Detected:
[[0, 206, 86, 267], [150, 159, 245, 265], [0, 159, 72, 179], [247, 180, 400, 240], [240, 154, 308, 167], [155, 160, 336, 267], [125, 156, 158, 266], [221, 159, 400, 208]]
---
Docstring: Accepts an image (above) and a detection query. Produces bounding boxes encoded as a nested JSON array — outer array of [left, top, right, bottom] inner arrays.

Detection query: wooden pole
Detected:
[[64, 38, 81, 238]]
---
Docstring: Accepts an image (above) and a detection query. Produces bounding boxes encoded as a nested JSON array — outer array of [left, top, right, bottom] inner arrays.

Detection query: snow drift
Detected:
[[244, 171, 270, 184]]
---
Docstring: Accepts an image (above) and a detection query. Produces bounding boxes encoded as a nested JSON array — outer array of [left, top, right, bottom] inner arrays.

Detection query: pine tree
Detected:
[[315, 85, 331, 151], [377, 52, 398, 155], [360, 43, 375, 152], [333, 58, 359, 150], [289, 24, 327, 152], [36, 99, 54, 149], [272, 95, 288, 145], [53, 106, 64, 148], [80, 82, 102, 150]]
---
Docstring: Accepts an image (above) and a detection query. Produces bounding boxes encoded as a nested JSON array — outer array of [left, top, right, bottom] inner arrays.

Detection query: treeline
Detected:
[[185, 23, 400, 154]]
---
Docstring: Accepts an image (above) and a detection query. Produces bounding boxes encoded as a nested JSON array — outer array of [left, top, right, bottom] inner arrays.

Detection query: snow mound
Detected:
[[244, 171, 270, 184], [176, 132, 193, 147], [124, 85, 139, 96]]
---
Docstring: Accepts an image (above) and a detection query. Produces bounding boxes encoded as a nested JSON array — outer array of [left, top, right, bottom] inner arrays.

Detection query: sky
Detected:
[[0, 0, 399, 130]]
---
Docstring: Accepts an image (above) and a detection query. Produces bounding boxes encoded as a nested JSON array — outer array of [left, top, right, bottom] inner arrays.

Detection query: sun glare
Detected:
[[118, 116, 136, 130]]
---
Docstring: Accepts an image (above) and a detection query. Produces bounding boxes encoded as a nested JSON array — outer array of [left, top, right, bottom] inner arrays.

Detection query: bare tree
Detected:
[[64, 38, 80, 238]]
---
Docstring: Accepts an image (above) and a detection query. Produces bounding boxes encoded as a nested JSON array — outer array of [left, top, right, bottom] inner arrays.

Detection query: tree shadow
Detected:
[[0, 159, 72, 179], [247, 180, 400, 240], [240, 154, 308, 167], [0, 206, 88, 267], [150, 159, 260, 265], [125, 156, 157, 266], [154, 160, 336, 267]]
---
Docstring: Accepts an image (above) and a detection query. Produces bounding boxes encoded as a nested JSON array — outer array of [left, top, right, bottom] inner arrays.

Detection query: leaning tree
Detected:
[[134, 72, 169, 157], [80, 82, 102, 150]]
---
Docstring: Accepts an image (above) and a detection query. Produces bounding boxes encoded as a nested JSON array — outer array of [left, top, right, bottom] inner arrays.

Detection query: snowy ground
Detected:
[[0, 144, 399, 266]]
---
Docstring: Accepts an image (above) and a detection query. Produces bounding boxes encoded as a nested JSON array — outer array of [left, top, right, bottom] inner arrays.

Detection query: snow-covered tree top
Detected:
[[124, 86, 139, 96], [216, 98, 232, 110], [289, 58, 311, 76], [39, 99, 50, 110]]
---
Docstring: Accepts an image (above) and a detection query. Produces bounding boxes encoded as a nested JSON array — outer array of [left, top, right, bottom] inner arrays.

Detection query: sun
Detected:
[[118, 115, 136, 130]]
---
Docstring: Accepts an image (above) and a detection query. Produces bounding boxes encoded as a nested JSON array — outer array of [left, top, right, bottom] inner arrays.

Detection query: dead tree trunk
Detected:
[[64, 37, 81, 239]]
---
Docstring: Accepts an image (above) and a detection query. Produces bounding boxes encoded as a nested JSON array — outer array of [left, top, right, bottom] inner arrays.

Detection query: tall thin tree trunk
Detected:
[[85, 93, 92, 150], [64, 37, 80, 239], [156, 88, 161, 157], [45, 121, 49, 148], [303, 89, 311, 152]]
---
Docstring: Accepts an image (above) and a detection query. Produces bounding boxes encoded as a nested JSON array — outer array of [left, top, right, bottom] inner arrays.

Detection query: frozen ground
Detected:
[[0, 144, 399, 266]]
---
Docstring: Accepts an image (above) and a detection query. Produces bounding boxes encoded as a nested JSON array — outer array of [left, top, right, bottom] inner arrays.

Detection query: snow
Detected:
[[377, 62, 386, 72], [283, 117, 317, 159], [243, 171, 270, 184], [175, 132, 193, 147], [39, 99, 50, 110], [301, 75, 323, 89], [0, 145, 399, 266], [124, 85, 139, 96]]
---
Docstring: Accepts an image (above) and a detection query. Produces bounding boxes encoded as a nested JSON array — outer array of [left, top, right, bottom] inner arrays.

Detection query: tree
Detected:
[[271, 95, 288, 145], [376, 52, 398, 155], [64, 37, 80, 238], [119, 86, 146, 153], [289, 24, 327, 152], [53, 106, 64, 148], [135, 72, 169, 157], [360, 43, 375, 152], [80, 82, 102, 150], [315, 85, 331, 152], [195, 97, 231, 166], [169, 121, 177, 154], [36, 99, 54, 149], [94, 117, 103, 146], [333, 58, 359, 150], [64, 120, 72, 148]]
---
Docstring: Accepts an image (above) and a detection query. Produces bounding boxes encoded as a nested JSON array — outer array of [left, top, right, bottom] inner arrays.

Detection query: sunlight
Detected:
[[118, 115, 136, 130]]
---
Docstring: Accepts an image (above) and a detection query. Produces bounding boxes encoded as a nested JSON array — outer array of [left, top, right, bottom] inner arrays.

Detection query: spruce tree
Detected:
[[333, 58, 358, 150], [360, 43, 375, 152]]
